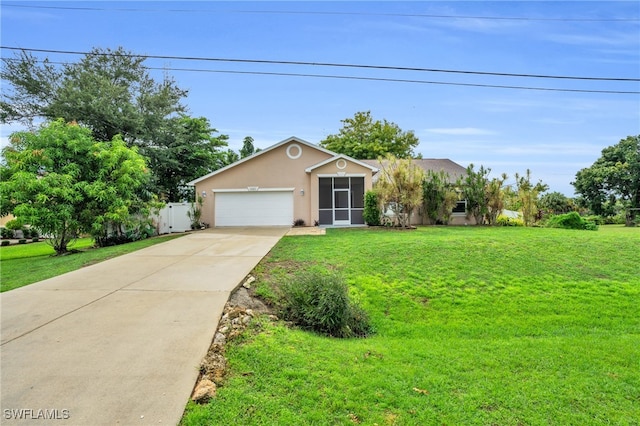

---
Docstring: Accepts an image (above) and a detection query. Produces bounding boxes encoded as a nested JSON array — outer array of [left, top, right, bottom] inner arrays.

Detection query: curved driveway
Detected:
[[1, 227, 287, 425]]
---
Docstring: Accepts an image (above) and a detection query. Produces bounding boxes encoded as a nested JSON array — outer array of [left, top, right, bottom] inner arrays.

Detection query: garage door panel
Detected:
[[215, 191, 293, 226]]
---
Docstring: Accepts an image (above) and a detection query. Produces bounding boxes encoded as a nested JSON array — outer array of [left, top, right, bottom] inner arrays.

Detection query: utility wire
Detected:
[[2, 46, 638, 83], [5, 57, 639, 94], [146, 67, 639, 94], [3, 3, 639, 22]]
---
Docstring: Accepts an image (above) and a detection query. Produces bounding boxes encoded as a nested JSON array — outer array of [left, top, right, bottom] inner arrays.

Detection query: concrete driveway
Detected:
[[1, 227, 288, 425]]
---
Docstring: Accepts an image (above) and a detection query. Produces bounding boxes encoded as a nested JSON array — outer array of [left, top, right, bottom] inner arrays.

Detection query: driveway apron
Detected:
[[1, 227, 288, 425]]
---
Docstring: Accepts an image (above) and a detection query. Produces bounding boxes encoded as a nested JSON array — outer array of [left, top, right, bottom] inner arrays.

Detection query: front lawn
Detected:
[[182, 226, 640, 425], [0, 235, 184, 292]]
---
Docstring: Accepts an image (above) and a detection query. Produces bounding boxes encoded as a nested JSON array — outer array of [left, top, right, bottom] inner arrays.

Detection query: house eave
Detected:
[[305, 154, 379, 173], [187, 136, 338, 185]]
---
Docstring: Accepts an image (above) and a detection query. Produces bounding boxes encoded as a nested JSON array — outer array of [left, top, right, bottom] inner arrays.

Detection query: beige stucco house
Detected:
[[188, 136, 472, 227], [187, 137, 378, 227]]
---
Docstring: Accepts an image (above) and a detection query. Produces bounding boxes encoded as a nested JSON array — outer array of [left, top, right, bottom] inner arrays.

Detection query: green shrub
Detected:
[[496, 214, 524, 227], [21, 228, 31, 238], [584, 221, 599, 231], [18, 239, 27, 244], [1, 240, 10, 246], [363, 191, 381, 226], [4, 219, 23, 230], [585, 215, 604, 225], [1, 227, 13, 239], [280, 270, 373, 338], [32, 237, 39, 242], [546, 212, 598, 231], [603, 213, 627, 225], [293, 218, 306, 227]]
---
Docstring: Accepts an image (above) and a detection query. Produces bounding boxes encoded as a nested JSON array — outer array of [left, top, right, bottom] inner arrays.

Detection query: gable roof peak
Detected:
[[187, 136, 337, 185]]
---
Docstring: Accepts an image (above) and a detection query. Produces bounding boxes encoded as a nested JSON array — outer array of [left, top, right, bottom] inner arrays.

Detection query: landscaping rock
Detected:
[[242, 275, 256, 289], [192, 285, 278, 404], [213, 332, 226, 347], [201, 352, 227, 384], [228, 287, 270, 313], [191, 379, 216, 403]]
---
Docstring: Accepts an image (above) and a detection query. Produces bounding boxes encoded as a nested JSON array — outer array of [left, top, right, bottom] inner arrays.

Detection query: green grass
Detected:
[[0, 235, 184, 292], [182, 225, 640, 425]]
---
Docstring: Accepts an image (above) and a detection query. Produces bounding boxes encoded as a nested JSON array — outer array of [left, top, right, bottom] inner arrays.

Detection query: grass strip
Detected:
[[0, 234, 185, 292]]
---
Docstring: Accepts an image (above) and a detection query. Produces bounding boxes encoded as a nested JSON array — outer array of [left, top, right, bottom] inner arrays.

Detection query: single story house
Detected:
[[187, 137, 378, 227], [188, 137, 471, 227]]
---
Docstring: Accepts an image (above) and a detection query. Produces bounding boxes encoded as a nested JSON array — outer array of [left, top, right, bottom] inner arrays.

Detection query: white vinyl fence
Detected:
[[154, 203, 192, 234]]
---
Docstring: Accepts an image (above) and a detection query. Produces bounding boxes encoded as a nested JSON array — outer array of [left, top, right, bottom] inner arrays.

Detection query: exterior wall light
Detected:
[[300, 189, 305, 196], [201, 191, 207, 198]]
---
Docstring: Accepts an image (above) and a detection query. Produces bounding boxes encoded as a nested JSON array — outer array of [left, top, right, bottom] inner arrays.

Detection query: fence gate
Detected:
[[155, 203, 192, 234]]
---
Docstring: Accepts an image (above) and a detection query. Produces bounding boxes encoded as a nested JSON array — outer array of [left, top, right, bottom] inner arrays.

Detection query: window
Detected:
[[453, 200, 466, 214]]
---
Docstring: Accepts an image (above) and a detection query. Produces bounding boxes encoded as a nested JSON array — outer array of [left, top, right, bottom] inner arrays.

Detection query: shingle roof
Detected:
[[360, 159, 467, 183]]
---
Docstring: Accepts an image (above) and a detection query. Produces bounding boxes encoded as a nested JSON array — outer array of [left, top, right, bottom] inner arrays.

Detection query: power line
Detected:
[[146, 67, 639, 94], [3, 3, 639, 22], [5, 57, 639, 95], [2, 46, 638, 83]]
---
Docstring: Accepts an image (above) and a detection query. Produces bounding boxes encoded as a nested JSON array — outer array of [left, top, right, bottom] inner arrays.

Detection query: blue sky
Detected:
[[1, 1, 639, 195]]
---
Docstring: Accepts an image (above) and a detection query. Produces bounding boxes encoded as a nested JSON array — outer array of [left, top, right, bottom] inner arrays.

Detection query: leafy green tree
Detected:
[[422, 170, 460, 225], [145, 116, 229, 202], [1, 120, 151, 254], [240, 136, 256, 158], [538, 191, 574, 216], [573, 136, 639, 226], [376, 154, 425, 227], [462, 164, 491, 225], [502, 185, 520, 212], [1, 47, 186, 144], [1, 47, 231, 202], [515, 169, 549, 226], [320, 111, 419, 159], [0, 51, 61, 126], [219, 149, 240, 167]]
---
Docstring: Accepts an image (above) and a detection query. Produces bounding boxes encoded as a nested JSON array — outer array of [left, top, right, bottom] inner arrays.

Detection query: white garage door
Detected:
[[215, 191, 293, 226]]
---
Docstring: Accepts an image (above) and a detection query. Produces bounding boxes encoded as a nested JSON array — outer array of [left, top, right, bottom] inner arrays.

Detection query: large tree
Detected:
[[1, 120, 151, 254], [1, 47, 229, 201], [573, 136, 639, 226], [144, 116, 229, 202], [1, 47, 186, 143], [320, 111, 420, 159]]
